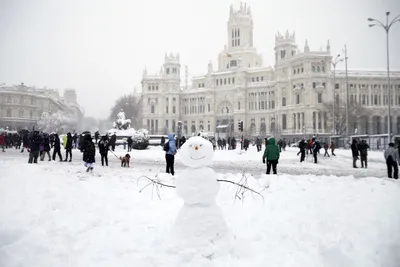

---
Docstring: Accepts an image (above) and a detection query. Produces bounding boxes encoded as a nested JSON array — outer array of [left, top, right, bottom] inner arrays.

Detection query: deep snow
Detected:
[[0, 146, 400, 266]]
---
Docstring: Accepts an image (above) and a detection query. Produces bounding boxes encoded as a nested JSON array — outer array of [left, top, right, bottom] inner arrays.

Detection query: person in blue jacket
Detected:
[[165, 133, 177, 176]]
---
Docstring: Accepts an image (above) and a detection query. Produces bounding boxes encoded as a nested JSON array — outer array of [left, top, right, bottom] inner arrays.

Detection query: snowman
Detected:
[[169, 136, 233, 256]]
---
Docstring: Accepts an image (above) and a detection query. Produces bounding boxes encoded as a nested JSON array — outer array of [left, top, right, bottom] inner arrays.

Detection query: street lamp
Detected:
[[331, 54, 344, 136], [368, 12, 400, 142]]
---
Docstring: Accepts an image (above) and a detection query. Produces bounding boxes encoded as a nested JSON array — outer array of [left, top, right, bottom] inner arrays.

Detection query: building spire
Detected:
[[326, 39, 330, 52], [304, 39, 310, 52]]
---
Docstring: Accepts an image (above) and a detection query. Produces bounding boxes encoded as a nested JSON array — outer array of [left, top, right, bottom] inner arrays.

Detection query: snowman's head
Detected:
[[180, 136, 213, 168]]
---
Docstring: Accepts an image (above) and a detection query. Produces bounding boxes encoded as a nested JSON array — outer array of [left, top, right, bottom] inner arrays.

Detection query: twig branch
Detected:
[[137, 175, 176, 189], [217, 179, 265, 201]]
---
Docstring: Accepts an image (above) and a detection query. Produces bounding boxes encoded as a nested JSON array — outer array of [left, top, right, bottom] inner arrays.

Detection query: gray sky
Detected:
[[1, 0, 399, 118]]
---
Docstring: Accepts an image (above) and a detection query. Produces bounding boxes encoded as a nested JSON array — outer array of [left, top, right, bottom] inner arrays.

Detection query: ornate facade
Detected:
[[141, 3, 400, 139], [0, 83, 83, 130]]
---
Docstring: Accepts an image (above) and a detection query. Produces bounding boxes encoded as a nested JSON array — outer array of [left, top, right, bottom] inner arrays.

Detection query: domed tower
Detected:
[[274, 30, 297, 67]]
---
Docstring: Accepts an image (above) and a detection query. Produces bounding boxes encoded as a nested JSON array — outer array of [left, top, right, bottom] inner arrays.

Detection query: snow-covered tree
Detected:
[[36, 111, 79, 133], [109, 94, 142, 128]]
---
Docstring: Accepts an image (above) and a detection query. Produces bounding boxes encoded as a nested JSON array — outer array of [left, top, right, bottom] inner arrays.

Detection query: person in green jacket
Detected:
[[262, 137, 280, 174]]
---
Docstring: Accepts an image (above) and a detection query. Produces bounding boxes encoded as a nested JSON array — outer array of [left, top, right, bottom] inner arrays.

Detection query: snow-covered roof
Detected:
[[335, 70, 400, 79]]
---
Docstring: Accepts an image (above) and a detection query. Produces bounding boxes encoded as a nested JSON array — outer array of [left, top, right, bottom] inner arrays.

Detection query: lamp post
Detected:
[[331, 54, 344, 136], [368, 12, 400, 142]]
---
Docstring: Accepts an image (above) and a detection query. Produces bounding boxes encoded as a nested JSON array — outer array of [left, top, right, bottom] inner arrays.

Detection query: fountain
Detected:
[[107, 109, 149, 149]]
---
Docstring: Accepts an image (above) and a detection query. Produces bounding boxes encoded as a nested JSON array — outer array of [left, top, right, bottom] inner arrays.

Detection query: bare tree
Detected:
[[317, 101, 372, 135], [109, 94, 142, 128]]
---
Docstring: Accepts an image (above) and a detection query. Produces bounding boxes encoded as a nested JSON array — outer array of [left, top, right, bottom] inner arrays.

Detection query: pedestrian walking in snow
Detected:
[[98, 136, 109, 166], [312, 138, 321, 164], [127, 136, 133, 152], [330, 141, 336, 156], [28, 131, 41, 164], [298, 139, 306, 162], [64, 132, 73, 162], [111, 133, 117, 151], [40, 134, 51, 161], [95, 131, 100, 144], [52, 134, 63, 161], [82, 134, 96, 172], [0, 133, 5, 152], [351, 139, 359, 168], [164, 133, 177, 176], [262, 137, 280, 174], [323, 143, 330, 157], [384, 142, 399, 179], [358, 140, 369, 168]]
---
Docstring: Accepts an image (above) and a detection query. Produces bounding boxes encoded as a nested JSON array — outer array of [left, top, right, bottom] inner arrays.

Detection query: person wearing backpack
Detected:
[[164, 133, 177, 176], [312, 138, 321, 163]]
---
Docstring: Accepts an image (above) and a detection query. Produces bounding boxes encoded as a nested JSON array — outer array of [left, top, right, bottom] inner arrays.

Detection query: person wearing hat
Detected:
[[384, 142, 399, 179]]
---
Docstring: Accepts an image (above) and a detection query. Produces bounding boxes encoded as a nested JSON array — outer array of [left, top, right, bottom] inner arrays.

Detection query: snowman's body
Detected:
[[169, 137, 232, 252]]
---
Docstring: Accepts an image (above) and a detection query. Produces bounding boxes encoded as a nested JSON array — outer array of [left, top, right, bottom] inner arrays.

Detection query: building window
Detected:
[[256, 77, 259, 82], [238, 101, 240, 110], [318, 93, 322, 103], [282, 97, 286, 106], [208, 104, 211, 112], [6, 109, 11, 117], [282, 114, 287, 130], [296, 94, 300, 104], [173, 106, 176, 113], [7, 96, 11, 103], [20, 97, 23, 104], [313, 82, 316, 89], [166, 120, 168, 129], [228, 78, 231, 84], [216, 79, 219, 86], [166, 106, 168, 113], [322, 66, 325, 72], [30, 110, 33, 118], [317, 66, 321, 72], [151, 106, 155, 114], [19, 109, 24, 117], [335, 83, 339, 89], [312, 66, 315, 72], [224, 78, 226, 85], [232, 77, 235, 84], [230, 60, 237, 67], [252, 77, 255, 82]]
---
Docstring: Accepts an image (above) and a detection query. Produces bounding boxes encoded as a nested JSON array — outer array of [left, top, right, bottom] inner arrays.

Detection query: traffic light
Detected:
[[238, 120, 243, 132]]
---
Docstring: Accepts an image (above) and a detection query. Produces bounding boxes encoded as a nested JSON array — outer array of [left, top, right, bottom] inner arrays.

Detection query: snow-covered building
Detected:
[[141, 3, 400, 139], [0, 83, 83, 131]]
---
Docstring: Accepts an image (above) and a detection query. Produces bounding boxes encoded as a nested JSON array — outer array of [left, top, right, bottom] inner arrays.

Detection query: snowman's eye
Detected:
[[200, 144, 203, 147], [189, 144, 193, 147]]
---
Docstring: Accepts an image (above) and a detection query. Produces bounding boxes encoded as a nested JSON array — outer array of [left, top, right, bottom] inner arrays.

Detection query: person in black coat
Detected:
[[82, 134, 96, 172], [127, 136, 133, 152], [52, 134, 63, 161], [40, 134, 51, 161], [110, 133, 117, 151], [351, 139, 359, 168], [298, 139, 306, 162], [28, 131, 41, 164], [64, 132, 73, 162], [98, 135, 109, 166], [94, 131, 100, 144]]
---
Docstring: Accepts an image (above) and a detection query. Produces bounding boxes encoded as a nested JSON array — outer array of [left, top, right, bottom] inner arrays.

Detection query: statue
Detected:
[[113, 109, 132, 130]]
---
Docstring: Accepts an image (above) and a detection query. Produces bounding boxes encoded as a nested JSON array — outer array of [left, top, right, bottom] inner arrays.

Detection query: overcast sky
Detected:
[[1, 0, 399, 118]]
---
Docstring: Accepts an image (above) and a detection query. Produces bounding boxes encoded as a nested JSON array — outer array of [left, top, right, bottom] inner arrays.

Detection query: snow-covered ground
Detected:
[[1, 146, 400, 266]]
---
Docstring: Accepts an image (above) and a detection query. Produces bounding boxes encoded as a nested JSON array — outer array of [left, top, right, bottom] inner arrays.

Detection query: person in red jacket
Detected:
[[323, 142, 330, 157], [0, 133, 5, 152]]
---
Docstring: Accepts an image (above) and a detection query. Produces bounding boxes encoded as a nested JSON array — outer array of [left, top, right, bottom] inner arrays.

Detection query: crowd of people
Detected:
[[1, 130, 400, 180]]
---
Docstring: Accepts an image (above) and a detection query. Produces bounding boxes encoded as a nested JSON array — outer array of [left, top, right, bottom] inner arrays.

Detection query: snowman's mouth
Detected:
[[190, 156, 205, 160]]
